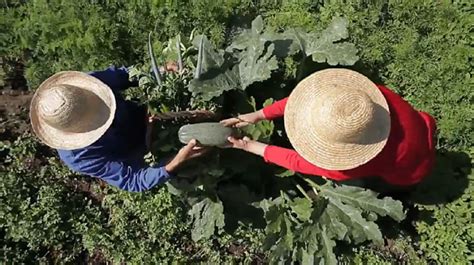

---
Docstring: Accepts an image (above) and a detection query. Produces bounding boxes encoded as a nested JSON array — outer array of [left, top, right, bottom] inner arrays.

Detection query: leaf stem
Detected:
[[148, 32, 162, 86], [176, 34, 183, 73], [296, 184, 312, 202], [302, 176, 322, 193], [195, 35, 204, 79]]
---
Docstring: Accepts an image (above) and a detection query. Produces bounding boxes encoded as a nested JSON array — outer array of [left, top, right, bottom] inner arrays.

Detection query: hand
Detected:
[[226, 136, 267, 157], [165, 139, 209, 173], [220, 110, 265, 128], [147, 115, 155, 123], [226, 136, 252, 150], [159, 61, 179, 74], [165, 61, 179, 72]]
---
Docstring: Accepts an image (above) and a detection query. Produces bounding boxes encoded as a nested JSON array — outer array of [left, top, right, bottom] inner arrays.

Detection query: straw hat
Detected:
[[30, 71, 116, 150], [284, 68, 391, 170]]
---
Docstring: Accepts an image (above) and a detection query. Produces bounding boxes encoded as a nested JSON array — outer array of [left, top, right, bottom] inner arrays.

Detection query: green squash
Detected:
[[178, 122, 239, 146]]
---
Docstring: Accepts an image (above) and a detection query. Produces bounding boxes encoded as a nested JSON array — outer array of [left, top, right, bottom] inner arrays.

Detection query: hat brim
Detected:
[[284, 69, 391, 170], [30, 71, 116, 150]]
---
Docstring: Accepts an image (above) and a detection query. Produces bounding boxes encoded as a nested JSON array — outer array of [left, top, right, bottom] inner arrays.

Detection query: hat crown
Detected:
[[37, 84, 102, 133], [284, 68, 390, 170], [312, 86, 376, 144]]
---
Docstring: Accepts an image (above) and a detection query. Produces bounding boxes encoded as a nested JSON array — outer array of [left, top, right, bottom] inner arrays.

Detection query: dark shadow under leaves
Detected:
[[408, 150, 471, 205], [338, 150, 471, 205]]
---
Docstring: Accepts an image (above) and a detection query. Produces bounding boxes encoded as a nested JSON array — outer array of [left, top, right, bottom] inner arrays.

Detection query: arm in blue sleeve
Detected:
[[76, 156, 172, 192]]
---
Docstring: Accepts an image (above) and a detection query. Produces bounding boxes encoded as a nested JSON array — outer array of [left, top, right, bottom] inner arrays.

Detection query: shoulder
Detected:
[[376, 84, 419, 115], [89, 66, 130, 91], [376, 84, 401, 99]]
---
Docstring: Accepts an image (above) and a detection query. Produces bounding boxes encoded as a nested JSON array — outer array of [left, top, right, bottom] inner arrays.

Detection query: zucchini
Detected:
[[178, 122, 239, 146]]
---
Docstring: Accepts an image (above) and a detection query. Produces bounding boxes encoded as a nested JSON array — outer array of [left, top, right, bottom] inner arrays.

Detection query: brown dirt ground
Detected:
[[0, 90, 32, 139]]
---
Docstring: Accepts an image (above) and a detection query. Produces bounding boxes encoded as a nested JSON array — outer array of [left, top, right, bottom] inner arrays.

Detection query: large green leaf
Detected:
[[191, 35, 225, 71], [229, 15, 293, 58], [328, 202, 382, 243], [189, 16, 358, 101], [318, 226, 337, 265], [238, 42, 278, 89], [189, 66, 240, 101], [319, 207, 348, 241], [318, 16, 351, 43], [304, 180, 406, 244], [188, 35, 240, 101], [228, 15, 265, 50], [320, 184, 406, 221], [261, 193, 336, 264], [259, 180, 406, 263], [227, 16, 280, 89], [189, 197, 225, 242], [320, 190, 383, 244], [288, 17, 359, 65], [288, 197, 312, 222], [299, 224, 322, 264], [311, 42, 359, 66], [264, 205, 286, 234]]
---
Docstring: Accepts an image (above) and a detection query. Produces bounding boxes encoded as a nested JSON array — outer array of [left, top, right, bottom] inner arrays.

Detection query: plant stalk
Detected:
[[296, 184, 313, 202], [302, 176, 322, 194], [148, 32, 162, 86], [195, 36, 204, 79], [176, 34, 183, 73]]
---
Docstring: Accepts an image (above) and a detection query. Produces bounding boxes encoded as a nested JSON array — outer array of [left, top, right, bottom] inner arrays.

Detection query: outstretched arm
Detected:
[[263, 145, 331, 177], [261, 97, 288, 120], [226, 137, 339, 178], [220, 97, 289, 128], [77, 157, 172, 192], [61, 140, 207, 192]]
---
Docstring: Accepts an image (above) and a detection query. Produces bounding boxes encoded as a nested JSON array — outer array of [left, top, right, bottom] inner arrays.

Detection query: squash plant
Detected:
[[126, 16, 405, 264]]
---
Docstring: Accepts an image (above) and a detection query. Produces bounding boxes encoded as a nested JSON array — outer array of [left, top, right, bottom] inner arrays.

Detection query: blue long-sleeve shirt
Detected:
[[57, 66, 172, 192]]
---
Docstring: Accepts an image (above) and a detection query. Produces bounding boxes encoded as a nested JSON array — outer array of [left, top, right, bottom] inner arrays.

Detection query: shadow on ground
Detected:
[[336, 149, 472, 205], [408, 149, 471, 205]]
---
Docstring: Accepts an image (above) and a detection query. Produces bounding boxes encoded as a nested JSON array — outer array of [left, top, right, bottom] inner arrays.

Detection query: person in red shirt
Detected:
[[221, 69, 436, 186]]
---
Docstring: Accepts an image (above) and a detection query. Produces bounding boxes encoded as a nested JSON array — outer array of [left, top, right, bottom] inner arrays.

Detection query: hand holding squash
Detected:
[[226, 136, 267, 157], [165, 139, 209, 173], [220, 110, 266, 128]]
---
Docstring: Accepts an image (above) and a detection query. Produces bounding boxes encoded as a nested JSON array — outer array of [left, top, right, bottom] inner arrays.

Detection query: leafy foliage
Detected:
[[4, 0, 261, 88], [0, 133, 262, 263], [126, 18, 406, 263], [311, 2, 473, 263], [125, 32, 216, 113], [1, 0, 473, 263], [259, 179, 405, 263], [189, 16, 357, 101], [226, 16, 280, 89], [413, 151, 473, 263], [288, 17, 359, 65], [0, 135, 104, 263], [188, 35, 240, 101], [189, 197, 225, 242]]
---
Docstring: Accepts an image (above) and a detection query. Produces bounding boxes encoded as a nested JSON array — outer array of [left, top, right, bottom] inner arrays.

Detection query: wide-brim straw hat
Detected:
[[284, 68, 391, 170], [30, 71, 116, 150]]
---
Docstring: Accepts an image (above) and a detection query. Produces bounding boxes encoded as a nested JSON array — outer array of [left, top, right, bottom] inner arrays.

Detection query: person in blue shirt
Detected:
[[29, 66, 205, 192]]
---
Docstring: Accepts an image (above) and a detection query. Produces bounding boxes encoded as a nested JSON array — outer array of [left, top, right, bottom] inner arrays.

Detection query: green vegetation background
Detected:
[[1, 0, 472, 263]]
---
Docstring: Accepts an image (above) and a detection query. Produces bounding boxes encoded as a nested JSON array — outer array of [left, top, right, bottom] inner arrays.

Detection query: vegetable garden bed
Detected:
[[1, 0, 472, 264]]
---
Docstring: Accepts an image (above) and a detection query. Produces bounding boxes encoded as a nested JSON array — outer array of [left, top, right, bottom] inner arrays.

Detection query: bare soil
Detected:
[[0, 90, 32, 139]]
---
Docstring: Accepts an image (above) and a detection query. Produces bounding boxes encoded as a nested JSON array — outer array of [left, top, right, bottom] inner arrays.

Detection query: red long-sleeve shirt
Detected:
[[262, 85, 436, 186]]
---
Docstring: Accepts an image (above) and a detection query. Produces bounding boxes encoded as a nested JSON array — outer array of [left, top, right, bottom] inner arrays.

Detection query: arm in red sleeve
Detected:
[[262, 97, 288, 120], [263, 145, 337, 178]]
